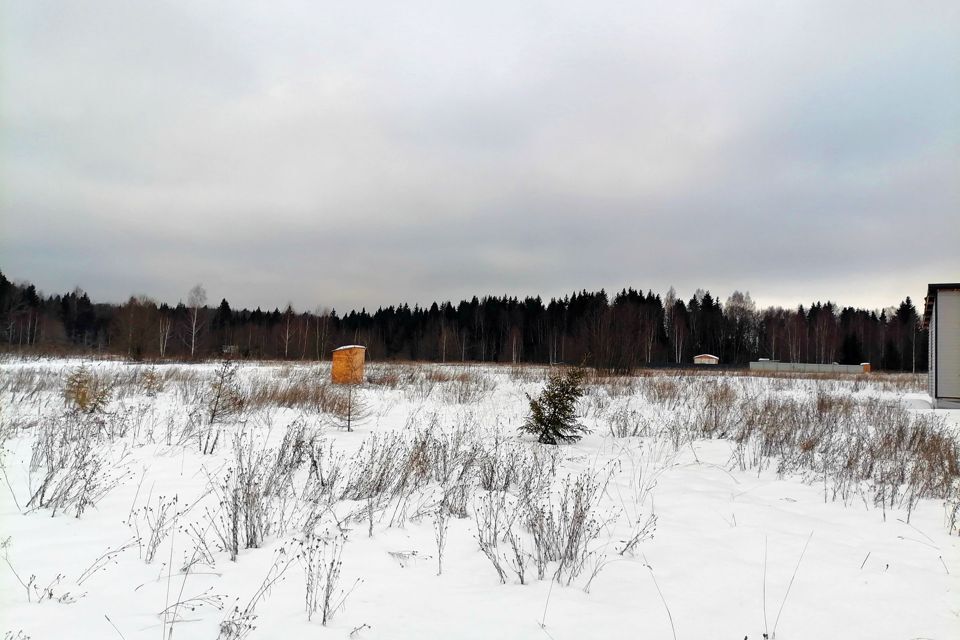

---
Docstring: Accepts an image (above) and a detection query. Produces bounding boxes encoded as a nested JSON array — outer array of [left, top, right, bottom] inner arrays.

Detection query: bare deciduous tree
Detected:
[[282, 304, 295, 359], [314, 306, 330, 361], [158, 311, 173, 359], [187, 284, 207, 359]]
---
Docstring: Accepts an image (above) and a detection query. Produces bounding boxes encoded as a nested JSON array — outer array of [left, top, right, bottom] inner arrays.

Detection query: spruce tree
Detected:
[[520, 367, 588, 444]]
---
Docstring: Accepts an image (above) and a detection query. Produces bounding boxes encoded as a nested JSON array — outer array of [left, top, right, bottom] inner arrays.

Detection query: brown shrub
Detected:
[[64, 366, 113, 413]]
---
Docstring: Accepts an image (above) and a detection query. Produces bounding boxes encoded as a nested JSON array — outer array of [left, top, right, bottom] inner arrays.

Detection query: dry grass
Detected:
[[2, 359, 955, 538], [365, 364, 407, 389], [244, 373, 349, 415], [717, 383, 959, 524]]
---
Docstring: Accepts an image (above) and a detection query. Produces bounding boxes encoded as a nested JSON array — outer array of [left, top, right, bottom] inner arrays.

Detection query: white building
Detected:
[[922, 283, 960, 409]]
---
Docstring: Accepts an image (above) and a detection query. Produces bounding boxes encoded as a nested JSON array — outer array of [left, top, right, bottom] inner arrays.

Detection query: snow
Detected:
[[1, 359, 958, 640]]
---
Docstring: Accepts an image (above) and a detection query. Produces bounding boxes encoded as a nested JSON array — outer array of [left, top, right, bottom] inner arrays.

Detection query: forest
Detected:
[[0, 271, 926, 371]]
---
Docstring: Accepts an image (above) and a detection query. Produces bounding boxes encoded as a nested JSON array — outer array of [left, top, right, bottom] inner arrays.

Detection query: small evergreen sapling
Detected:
[[520, 367, 588, 444]]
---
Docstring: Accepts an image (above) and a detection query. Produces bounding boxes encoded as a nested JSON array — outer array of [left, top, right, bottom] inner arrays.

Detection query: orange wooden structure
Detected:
[[331, 345, 366, 384]]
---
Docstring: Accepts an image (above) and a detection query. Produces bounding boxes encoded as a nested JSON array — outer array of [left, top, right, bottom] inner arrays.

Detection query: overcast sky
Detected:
[[2, 1, 958, 313]]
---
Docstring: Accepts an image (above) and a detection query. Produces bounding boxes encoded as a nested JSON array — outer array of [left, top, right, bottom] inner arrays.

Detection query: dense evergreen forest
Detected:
[[0, 271, 926, 371]]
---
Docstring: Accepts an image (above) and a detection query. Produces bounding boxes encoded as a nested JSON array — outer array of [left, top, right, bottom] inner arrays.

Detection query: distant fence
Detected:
[[749, 361, 869, 374]]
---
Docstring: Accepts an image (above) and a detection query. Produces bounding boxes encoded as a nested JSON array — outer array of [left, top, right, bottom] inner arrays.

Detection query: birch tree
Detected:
[[282, 304, 295, 359], [314, 306, 330, 361], [187, 284, 207, 359], [158, 311, 173, 359]]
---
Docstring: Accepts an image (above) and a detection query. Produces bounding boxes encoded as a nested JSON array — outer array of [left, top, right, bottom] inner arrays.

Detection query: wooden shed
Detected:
[[331, 345, 366, 384], [922, 283, 960, 408], [693, 354, 719, 365]]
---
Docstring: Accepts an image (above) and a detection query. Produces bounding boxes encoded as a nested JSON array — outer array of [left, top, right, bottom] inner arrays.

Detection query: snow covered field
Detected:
[[1, 359, 958, 640]]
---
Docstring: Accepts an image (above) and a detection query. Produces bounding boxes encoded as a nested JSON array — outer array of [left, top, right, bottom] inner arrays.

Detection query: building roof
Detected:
[[333, 344, 366, 351], [922, 283, 960, 329], [694, 354, 719, 359]]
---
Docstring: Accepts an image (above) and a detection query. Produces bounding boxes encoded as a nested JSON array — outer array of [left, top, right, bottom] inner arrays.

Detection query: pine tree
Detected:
[[520, 367, 588, 444]]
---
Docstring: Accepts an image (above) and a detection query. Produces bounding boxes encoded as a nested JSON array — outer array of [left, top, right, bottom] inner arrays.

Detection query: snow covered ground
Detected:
[[1, 359, 957, 639]]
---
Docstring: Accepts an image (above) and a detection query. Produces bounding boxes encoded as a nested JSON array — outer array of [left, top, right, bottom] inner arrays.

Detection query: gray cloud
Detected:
[[2, 0, 958, 312]]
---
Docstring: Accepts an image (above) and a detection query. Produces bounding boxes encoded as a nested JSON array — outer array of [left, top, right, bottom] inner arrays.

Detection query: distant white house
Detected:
[[693, 354, 719, 365], [923, 283, 960, 409]]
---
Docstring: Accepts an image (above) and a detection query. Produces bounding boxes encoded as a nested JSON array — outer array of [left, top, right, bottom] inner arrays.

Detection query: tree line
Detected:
[[0, 271, 927, 371]]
